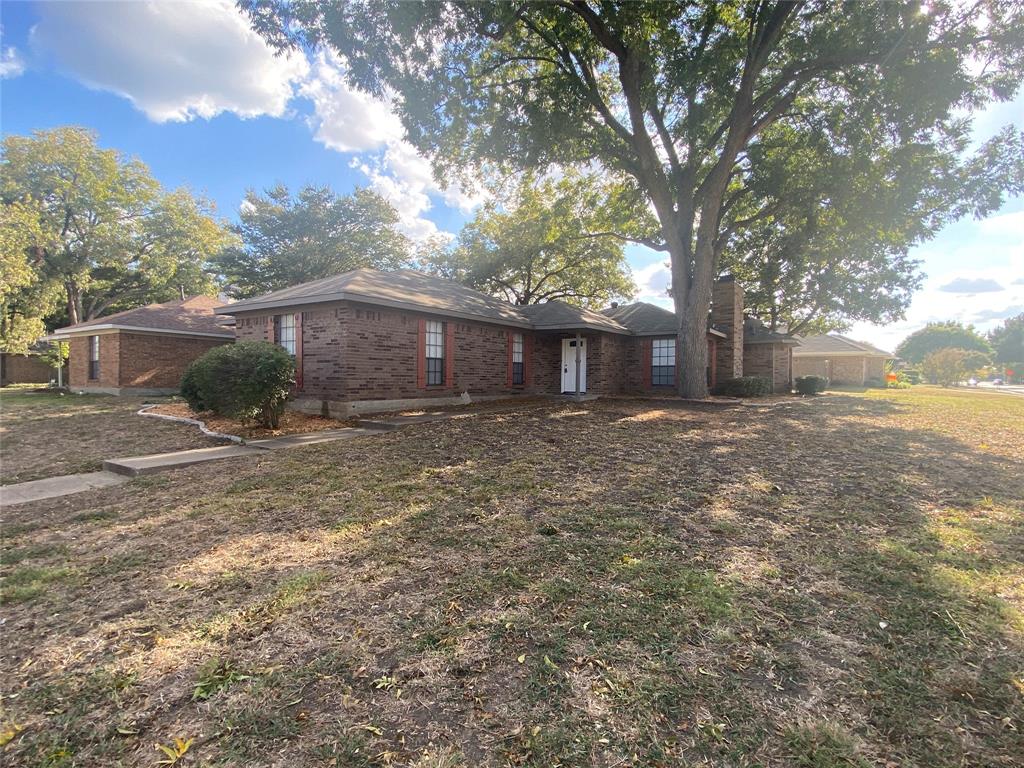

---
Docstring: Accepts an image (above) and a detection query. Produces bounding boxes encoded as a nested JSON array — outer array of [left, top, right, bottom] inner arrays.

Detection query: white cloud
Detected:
[[1, 45, 24, 79], [299, 50, 404, 152], [850, 264, 1024, 352], [939, 276, 1004, 293], [631, 259, 673, 306], [29, 0, 308, 122], [298, 50, 483, 239]]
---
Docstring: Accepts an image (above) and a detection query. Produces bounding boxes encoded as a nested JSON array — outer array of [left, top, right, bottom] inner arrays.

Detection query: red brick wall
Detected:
[[743, 342, 793, 393], [712, 278, 744, 383], [1, 354, 55, 385], [117, 333, 229, 389], [69, 332, 228, 390], [235, 301, 550, 401], [68, 333, 120, 389], [588, 333, 629, 395], [531, 335, 562, 394]]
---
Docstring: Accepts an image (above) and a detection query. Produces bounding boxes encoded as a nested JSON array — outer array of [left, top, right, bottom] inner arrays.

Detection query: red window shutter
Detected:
[[641, 338, 652, 388], [416, 318, 426, 389], [294, 312, 303, 390], [266, 315, 274, 342], [524, 334, 533, 387], [506, 331, 514, 387], [444, 322, 455, 387]]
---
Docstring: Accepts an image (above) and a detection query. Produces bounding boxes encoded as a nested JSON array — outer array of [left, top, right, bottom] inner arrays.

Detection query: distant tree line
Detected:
[[896, 316, 1024, 385], [3, 115, 1022, 361]]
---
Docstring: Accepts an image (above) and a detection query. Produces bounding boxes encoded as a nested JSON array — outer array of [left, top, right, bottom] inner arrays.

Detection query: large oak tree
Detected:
[[1, 127, 233, 327], [422, 171, 636, 308], [215, 184, 411, 298], [242, 0, 1024, 397]]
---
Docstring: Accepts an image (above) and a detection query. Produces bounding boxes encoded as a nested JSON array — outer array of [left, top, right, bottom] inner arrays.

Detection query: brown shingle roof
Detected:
[[216, 268, 533, 328], [50, 296, 234, 338], [518, 300, 630, 334], [743, 316, 801, 346], [793, 334, 892, 357]]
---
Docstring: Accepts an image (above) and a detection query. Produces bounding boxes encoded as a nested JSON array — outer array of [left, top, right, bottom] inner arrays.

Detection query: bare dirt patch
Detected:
[[0, 390, 222, 484], [1, 389, 1021, 767]]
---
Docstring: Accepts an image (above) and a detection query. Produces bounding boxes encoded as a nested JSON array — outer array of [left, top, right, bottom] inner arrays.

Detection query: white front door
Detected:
[[561, 337, 587, 393]]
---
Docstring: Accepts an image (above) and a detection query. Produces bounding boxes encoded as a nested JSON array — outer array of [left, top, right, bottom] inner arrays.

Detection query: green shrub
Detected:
[[886, 370, 912, 388], [180, 341, 294, 428], [714, 376, 771, 397], [794, 375, 829, 395], [902, 368, 921, 385]]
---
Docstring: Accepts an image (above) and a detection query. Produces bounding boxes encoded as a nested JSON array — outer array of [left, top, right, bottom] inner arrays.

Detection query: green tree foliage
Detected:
[[988, 313, 1024, 365], [216, 184, 411, 298], [0, 127, 233, 327], [920, 347, 984, 387], [0, 199, 60, 352], [180, 341, 295, 428], [718, 126, 1023, 335], [241, 1, 1024, 397], [422, 172, 635, 308], [896, 321, 993, 364]]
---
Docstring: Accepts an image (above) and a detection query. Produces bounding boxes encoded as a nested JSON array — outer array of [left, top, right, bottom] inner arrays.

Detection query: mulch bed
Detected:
[[146, 402, 357, 440]]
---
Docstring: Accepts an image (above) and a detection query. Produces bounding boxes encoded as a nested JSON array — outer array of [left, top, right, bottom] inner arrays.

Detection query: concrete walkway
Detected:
[[1, 471, 128, 506], [104, 427, 374, 477], [2, 427, 377, 506], [2, 404, 548, 507]]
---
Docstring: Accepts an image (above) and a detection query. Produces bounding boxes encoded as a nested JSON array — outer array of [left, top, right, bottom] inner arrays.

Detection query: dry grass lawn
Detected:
[[1, 387, 1021, 767], [0, 388, 221, 484]]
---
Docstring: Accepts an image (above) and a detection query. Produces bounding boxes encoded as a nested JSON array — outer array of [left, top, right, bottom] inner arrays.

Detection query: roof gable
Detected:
[[217, 268, 533, 328], [52, 295, 233, 338], [601, 302, 677, 335], [793, 334, 892, 356]]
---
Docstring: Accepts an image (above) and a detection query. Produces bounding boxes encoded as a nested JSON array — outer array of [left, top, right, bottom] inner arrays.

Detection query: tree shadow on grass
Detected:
[[1, 395, 1022, 767]]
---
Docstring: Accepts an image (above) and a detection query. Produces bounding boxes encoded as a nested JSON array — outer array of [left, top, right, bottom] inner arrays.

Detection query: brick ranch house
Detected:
[[44, 296, 235, 395], [792, 334, 893, 386], [217, 268, 797, 417]]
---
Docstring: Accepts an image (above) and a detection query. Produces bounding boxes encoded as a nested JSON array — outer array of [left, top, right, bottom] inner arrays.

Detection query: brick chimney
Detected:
[[711, 275, 744, 383]]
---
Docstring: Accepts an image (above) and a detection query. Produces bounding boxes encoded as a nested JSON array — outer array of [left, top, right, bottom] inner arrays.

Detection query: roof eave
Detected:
[[531, 322, 632, 335], [45, 323, 235, 340], [793, 349, 891, 357]]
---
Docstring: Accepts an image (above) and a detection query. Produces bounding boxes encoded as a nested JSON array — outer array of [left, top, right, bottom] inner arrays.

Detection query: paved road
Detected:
[[973, 382, 1024, 397]]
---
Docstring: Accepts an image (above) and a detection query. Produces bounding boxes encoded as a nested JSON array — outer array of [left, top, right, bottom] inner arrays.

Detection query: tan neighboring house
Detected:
[[43, 296, 234, 395], [792, 334, 893, 386]]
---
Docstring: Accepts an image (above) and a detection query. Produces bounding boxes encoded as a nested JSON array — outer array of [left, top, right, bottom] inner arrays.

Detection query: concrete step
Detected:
[[1, 471, 128, 507], [104, 445, 259, 477], [246, 428, 374, 448]]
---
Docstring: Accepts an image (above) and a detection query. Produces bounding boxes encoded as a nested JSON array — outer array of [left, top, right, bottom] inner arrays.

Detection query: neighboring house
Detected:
[[0, 344, 60, 386], [43, 296, 235, 395], [792, 334, 893, 386], [217, 268, 795, 417], [741, 315, 801, 394]]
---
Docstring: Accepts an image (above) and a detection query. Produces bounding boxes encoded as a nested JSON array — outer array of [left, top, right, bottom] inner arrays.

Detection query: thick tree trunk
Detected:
[[65, 281, 82, 326], [669, 238, 712, 399]]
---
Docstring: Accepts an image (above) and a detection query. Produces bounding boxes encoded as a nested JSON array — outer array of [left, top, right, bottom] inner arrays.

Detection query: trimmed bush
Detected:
[[180, 341, 295, 428], [794, 375, 829, 395], [714, 376, 771, 397]]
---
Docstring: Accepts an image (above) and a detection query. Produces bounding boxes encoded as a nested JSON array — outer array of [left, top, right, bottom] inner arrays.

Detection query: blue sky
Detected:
[[2, 1, 1021, 351]]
